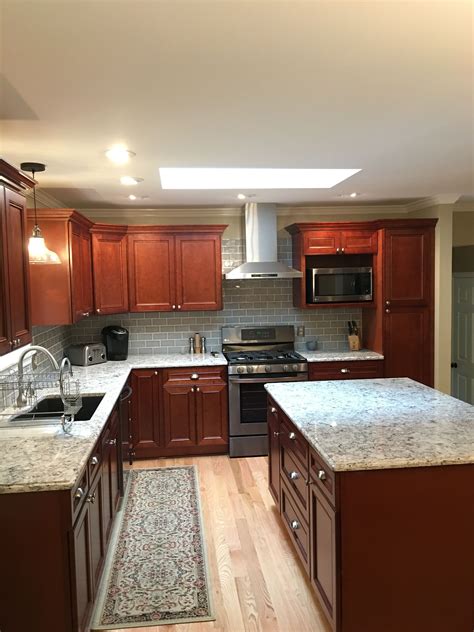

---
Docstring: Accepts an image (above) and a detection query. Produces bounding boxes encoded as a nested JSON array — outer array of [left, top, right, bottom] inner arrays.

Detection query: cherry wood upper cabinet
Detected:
[[27, 209, 94, 325], [0, 160, 34, 356], [295, 225, 378, 256], [91, 225, 129, 315], [127, 225, 227, 313]]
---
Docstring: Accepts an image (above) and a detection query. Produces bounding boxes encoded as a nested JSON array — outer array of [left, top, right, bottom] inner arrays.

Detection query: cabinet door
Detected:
[[195, 381, 228, 447], [0, 188, 11, 354], [3, 188, 32, 348], [384, 228, 433, 306], [162, 380, 196, 449], [175, 233, 222, 311], [80, 228, 94, 316], [128, 234, 175, 311], [310, 483, 337, 627], [71, 501, 93, 632], [88, 472, 105, 595], [309, 360, 384, 381], [130, 369, 161, 458], [304, 230, 340, 255], [341, 229, 378, 254], [267, 403, 280, 504], [71, 223, 93, 322], [384, 307, 433, 386], [92, 231, 129, 315], [101, 426, 113, 544]]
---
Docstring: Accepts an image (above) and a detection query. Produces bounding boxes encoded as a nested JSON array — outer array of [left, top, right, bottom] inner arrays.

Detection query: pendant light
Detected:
[[20, 162, 61, 265]]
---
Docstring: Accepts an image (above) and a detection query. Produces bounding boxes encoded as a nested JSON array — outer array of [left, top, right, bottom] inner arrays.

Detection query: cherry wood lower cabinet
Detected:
[[267, 397, 474, 632], [309, 360, 384, 381], [0, 405, 123, 632], [131, 366, 228, 458]]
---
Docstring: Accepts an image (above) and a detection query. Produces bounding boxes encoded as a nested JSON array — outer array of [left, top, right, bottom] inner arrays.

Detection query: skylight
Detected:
[[159, 168, 361, 190]]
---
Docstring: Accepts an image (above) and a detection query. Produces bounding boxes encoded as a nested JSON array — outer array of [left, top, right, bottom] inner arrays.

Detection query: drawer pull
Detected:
[[273, 431, 280, 438], [289, 471, 300, 481], [86, 492, 96, 504], [317, 469, 327, 481], [290, 520, 300, 530], [191, 373, 199, 380], [90, 456, 99, 466], [340, 368, 350, 374], [74, 487, 85, 500], [270, 406, 277, 414], [288, 432, 296, 441]]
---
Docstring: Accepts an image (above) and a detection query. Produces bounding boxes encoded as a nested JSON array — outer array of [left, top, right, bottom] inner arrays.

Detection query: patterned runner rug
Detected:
[[91, 466, 214, 629]]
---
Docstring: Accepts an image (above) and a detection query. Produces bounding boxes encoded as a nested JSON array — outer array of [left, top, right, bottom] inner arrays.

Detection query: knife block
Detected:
[[348, 334, 361, 351]]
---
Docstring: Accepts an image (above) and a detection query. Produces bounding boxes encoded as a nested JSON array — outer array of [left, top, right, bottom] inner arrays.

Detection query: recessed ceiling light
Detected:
[[127, 194, 149, 201], [350, 192, 358, 198], [105, 146, 135, 164], [337, 192, 364, 199], [237, 193, 246, 200], [128, 194, 137, 200], [159, 168, 361, 190], [120, 176, 143, 186]]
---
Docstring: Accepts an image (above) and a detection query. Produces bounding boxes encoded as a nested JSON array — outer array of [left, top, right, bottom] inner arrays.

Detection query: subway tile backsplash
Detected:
[[70, 238, 361, 354]]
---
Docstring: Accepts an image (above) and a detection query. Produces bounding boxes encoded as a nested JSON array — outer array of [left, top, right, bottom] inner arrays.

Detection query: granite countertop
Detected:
[[301, 350, 384, 362], [0, 352, 227, 495], [265, 378, 474, 472]]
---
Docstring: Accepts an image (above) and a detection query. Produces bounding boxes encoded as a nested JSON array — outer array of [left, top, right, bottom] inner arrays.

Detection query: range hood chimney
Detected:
[[225, 203, 303, 279]]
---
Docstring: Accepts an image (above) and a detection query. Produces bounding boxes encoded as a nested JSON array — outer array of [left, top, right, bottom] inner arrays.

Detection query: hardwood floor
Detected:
[[109, 455, 331, 632]]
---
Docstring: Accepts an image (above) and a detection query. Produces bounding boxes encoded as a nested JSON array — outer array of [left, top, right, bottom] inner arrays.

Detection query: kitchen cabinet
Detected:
[[267, 403, 280, 504], [302, 228, 377, 255], [127, 225, 226, 312], [130, 366, 228, 458], [91, 224, 129, 315], [0, 160, 34, 355], [27, 209, 94, 325], [308, 360, 384, 381], [0, 403, 123, 632]]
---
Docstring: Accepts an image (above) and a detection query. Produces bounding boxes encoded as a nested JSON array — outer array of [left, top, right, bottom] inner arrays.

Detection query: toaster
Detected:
[[65, 343, 107, 366]]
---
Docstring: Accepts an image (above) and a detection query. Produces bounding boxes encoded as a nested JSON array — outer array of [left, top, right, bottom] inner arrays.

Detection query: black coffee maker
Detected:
[[102, 326, 129, 360]]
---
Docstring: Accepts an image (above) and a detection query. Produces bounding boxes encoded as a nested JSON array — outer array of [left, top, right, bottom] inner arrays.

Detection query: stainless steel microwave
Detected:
[[307, 267, 373, 303]]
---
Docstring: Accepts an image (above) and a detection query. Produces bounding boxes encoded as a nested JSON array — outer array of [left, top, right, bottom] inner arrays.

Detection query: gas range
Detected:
[[225, 349, 307, 375]]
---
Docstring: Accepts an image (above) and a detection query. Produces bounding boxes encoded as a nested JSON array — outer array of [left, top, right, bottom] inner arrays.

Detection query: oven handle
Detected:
[[228, 374, 308, 384]]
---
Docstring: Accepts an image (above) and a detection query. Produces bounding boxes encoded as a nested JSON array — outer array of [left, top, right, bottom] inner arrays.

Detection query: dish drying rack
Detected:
[[0, 368, 82, 433]]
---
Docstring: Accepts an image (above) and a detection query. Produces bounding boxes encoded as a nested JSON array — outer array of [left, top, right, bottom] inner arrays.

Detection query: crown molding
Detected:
[[26, 188, 69, 209], [81, 206, 243, 219], [277, 203, 410, 215]]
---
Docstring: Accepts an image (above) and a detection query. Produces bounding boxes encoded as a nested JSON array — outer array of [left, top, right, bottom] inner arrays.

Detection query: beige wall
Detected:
[[453, 210, 474, 247]]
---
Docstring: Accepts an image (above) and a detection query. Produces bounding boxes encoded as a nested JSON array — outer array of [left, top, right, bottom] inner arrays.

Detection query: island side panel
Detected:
[[339, 465, 474, 632]]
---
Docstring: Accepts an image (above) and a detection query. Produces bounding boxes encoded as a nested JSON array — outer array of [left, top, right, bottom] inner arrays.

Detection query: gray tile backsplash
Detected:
[[70, 238, 361, 354]]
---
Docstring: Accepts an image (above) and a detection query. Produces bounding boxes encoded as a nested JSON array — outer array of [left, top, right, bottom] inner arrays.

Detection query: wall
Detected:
[[71, 238, 361, 353], [452, 209, 474, 273]]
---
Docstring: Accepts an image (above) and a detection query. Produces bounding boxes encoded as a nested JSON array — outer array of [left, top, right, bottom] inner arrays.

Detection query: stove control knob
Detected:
[[283, 364, 289, 372], [247, 365, 254, 373], [237, 366, 245, 374], [265, 365, 272, 373], [292, 364, 299, 372]]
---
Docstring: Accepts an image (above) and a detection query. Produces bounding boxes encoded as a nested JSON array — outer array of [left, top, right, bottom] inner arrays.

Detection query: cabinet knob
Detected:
[[90, 455, 99, 466], [290, 520, 300, 530], [341, 247, 345, 253], [154, 371, 158, 375], [190, 373, 199, 380], [336, 247, 340, 253], [270, 406, 277, 414], [9, 340, 14, 348], [385, 300, 390, 306], [289, 471, 300, 480], [82, 312, 89, 317], [74, 487, 85, 500], [317, 469, 327, 481], [288, 432, 296, 441], [340, 368, 350, 374], [273, 431, 280, 437], [96, 308, 101, 313], [385, 308, 390, 313], [177, 304, 182, 310], [108, 438, 116, 446], [172, 304, 176, 309], [86, 491, 96, 504]]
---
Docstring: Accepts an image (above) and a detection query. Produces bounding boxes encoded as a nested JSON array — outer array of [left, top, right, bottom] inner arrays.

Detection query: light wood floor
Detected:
[[109, 455, 331, 632]]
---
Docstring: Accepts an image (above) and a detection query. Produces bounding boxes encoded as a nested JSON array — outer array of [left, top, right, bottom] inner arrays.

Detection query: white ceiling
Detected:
[[0, 0, 473, 209]]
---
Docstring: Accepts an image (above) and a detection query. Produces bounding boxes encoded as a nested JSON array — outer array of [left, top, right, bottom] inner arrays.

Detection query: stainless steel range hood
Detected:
[[225, 203, 303, 279]]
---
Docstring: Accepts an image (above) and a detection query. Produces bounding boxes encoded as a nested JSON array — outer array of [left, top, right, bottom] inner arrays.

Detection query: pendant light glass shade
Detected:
[[20, 161, 61, 265]]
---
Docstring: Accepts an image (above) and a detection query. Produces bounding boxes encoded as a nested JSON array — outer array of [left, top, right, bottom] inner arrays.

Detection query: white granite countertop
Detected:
[[0, 352, 226, 494], [301, 350, 384, 362], [265, 378, 474, 472]]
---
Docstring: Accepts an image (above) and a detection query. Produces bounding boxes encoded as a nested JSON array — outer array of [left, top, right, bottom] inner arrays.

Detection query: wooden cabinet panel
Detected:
[[304, 231, 340, 255], [88, 473, 105, 594], [267, 402, 280, 505], [341, 229, 377, 254], [195, 381, 228, 446], [175, 234, 222, 310], [310, 483, 337, 626], [384, 228, 433, 306], [101, 408, 122, 543], [70, 223, 93, 322], [130, 369, 161, 458], [0, 188, 12, 355], [280, 416, 309, 470], [72, 500, 93, 632], [309, 360, 384, 381], [383, 308, 433, 386], [162, 382, 196, 449], [281, 442, 309, 521], [128, 234, 175, 311], [280, 479, 310, 574], [92, 230, 129, 315]]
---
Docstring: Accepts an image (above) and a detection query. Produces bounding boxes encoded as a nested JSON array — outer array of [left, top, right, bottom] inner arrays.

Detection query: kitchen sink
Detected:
[[9, 394, 105, 425]]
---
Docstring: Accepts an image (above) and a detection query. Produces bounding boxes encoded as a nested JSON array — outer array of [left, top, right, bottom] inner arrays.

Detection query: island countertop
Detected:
[[265, 378, 474, 472]]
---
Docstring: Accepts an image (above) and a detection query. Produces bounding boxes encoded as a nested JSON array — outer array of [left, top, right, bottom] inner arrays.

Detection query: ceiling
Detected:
[[0, 0, 473, 209]]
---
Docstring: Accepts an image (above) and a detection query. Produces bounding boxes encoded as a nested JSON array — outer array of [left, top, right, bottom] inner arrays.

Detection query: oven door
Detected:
[[228, 373, 308, 437]]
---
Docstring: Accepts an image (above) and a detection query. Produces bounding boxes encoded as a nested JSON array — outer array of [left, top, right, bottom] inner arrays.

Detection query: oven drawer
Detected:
[[280, 478, 310, 574], [281, 442, 309, 521], [280, 416, 309, 470]]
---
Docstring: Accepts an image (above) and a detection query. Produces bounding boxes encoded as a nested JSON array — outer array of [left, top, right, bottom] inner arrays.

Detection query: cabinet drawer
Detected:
[[280, 416, 308, 470], [163, 366, 226, 384], [87, 444, 102, 484], [280, 479, 310, 574], [310, 448, 336, 506], [281, 443, 309, 521], [71, 467, 89, 521], [309, 360, 383, 381]]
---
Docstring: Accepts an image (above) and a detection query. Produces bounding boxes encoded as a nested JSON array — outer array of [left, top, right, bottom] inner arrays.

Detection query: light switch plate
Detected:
[[296, 325, 305, 337]]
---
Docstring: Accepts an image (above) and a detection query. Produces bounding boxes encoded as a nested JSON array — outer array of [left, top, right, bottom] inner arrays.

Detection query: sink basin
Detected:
[[10, 394, 105, 425]]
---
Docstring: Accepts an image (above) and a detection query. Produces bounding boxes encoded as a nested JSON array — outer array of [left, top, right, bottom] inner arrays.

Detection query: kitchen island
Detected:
[[265, 378, 474, 632]]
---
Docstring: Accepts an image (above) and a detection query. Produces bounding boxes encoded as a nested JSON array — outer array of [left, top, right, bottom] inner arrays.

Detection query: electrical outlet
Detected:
[[296, 325, 305, 337]]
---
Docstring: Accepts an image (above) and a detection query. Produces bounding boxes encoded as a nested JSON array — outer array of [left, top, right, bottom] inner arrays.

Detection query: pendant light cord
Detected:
[[32, 168, 38, 227]]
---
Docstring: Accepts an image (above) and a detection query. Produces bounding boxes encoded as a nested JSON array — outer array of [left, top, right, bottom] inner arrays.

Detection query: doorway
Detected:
[[451, 273, 474, 404]]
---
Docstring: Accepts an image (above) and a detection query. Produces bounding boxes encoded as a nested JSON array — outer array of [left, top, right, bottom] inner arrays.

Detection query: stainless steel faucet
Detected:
[[16, 345, 60, 407], [59, 357, 73, 402]]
